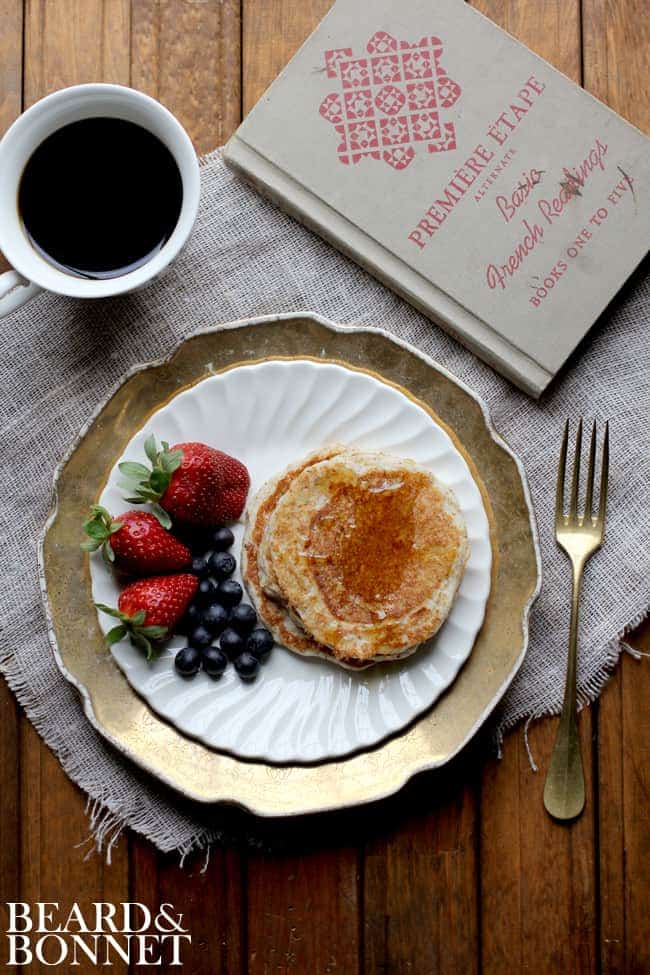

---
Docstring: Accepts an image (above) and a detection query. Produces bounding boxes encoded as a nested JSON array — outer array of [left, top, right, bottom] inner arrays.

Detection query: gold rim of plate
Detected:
[[39, 314, 541, 816]]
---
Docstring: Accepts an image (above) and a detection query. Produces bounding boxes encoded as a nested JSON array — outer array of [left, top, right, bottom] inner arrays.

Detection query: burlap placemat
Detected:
[[0, 151, 648, 857]]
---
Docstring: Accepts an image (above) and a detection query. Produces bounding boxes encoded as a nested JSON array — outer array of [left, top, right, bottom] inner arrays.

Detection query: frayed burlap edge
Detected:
[[493, 605, 649, 772]]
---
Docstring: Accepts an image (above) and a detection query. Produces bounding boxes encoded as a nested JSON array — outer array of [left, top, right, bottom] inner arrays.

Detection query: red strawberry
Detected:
[[96, 573, 198, 660], [82, 506, 191, 574], [117, 573, 198, 627], [120, 435, 250, 527]]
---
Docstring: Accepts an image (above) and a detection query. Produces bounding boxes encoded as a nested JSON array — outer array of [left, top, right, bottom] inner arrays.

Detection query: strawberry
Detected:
[[81, 505, 191, 574], [96, 573, 198, 659], [120, 435, 250, 527]]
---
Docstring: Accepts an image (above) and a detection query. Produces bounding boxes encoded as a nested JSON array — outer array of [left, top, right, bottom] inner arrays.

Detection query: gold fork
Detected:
[[543, 419, 609, 821]]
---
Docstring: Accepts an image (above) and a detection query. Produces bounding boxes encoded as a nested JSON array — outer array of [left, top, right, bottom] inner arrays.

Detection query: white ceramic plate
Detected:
[[91, 359, 491, 762]]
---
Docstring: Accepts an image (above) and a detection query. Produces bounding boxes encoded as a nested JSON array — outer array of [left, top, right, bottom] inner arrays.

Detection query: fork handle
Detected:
[[543, 560, 586, 820]]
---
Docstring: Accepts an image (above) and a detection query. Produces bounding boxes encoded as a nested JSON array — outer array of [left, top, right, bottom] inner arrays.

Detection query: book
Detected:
[[224, 0, 650, 397]]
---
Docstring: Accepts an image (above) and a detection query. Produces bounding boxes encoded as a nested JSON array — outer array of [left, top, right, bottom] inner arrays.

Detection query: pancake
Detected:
[[241, 446, 362, 665], [266, 451, 469, 665], [243, 446, 420, 669], [242, 445, 469, 669]]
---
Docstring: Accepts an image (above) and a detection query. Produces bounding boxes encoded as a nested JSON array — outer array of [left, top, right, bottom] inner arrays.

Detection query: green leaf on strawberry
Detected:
[[150, 503, 172, 530], [144, 434, 159, 465], [105, 624, 127, 645], [118, 461, 150, 479], [95, 603, 169, 661], [81, 505, 123, 563], [117, 435, 183, 528]]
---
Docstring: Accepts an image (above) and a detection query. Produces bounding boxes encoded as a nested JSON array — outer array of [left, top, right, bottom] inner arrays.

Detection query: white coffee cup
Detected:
[[0, 84, 200, 317]]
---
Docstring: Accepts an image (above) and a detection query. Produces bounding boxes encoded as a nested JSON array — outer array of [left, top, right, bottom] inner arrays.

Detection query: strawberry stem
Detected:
[[118, 435, 183, 528], [81, 505, 123, 563], [95, 603, 168, 661]]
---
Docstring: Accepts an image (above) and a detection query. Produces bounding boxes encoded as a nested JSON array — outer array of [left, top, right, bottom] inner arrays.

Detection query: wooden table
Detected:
[[1, 2, 648, 972]]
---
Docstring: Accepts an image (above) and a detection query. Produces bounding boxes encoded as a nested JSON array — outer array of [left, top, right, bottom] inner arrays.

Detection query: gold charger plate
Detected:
[[40, 314, 541, 816]]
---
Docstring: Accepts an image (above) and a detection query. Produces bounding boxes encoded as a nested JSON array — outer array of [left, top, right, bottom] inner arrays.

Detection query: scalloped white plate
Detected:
[[90, 359, 491, 762]]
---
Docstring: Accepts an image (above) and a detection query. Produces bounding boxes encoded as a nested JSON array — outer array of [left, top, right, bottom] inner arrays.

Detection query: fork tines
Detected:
[[556, 419, 609, 527]]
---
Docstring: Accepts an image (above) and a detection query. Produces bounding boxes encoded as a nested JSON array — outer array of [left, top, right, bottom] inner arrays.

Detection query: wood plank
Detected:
[[619, 628, 650, 975], [363, 754, 481, 975], [245, 823, 360, 975], [131, 0, 241, 153], [128, 4, 246, 970], [20, 722, 130, 974], [480, 715, 598, 974], [597, 667, 626, 974], [0, 0, 23, 915], [19, 6, 131, 972], [241, 6, 361, 970], [598, 628, 650, 975], [581, 6, 648, 968], [0, 0, 22, 126], [24, 0, 130, 102], [470, 0, 581, 79], [473, 3, 599, 973], [129, 834, 243, 973], [582, 0, 650, 134], [242, 0, 332, 113], [0, 673, 21, 931], [0, 0, 23, 274]]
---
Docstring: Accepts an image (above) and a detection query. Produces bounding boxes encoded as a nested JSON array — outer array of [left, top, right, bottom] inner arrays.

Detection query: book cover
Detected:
[[224, 0, 650, 396]]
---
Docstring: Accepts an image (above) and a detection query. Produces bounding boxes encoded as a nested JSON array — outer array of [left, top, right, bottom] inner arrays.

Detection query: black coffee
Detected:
[[18, 117, 183, 279]]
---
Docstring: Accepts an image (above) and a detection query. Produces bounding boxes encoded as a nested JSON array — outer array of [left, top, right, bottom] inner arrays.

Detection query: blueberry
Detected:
[[176, 525, 208, 555], [219, 626, 245, 659], [234, 651, 260, 681], [174, 646, 202, 677], [197, 578, 218, 603], [246, 627, 274, 662], [217, 579, 243, 607], [212, 526, 235, 551], [191, 555, 211, 577], [229, 603, 257, 636], [176, 600, 198, 635], [202, 646, 228, 678], [209, 551, 236, 580], [186, 602, 203, 625], [202, 601, 229, 635], [189, 624, 214, 649]]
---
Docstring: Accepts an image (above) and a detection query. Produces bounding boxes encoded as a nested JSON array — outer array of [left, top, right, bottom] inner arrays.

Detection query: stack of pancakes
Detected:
[[242, 446, 470, 670]]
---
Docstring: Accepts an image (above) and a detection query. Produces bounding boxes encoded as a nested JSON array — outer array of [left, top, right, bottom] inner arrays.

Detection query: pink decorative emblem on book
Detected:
[[320, 31, 461, 170]]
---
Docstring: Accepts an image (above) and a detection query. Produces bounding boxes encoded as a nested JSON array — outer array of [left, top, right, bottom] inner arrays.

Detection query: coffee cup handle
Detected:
[[0, 269, 42, 317]]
